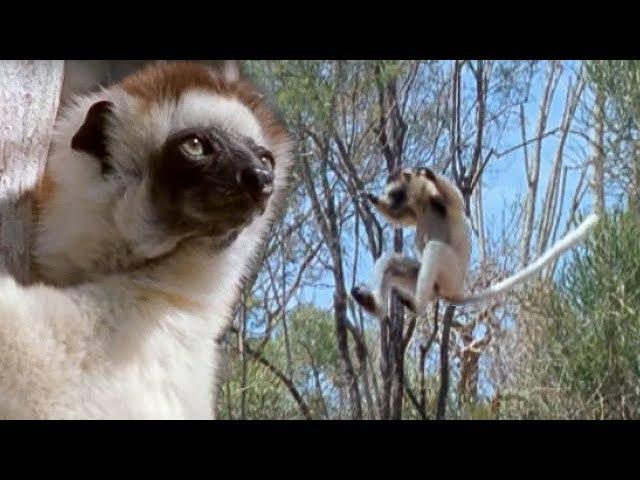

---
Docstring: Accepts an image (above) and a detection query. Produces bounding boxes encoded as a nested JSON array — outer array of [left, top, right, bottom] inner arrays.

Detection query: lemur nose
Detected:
[[238, 167, 274, 201]]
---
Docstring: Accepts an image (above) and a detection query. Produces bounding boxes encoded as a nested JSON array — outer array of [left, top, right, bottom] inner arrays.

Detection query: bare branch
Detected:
[[229, 327, 313, 420]]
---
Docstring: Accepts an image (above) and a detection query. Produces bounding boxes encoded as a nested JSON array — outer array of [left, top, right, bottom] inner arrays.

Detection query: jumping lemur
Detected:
[[351, 167, 599, 318], [0, 61, 292, 419]]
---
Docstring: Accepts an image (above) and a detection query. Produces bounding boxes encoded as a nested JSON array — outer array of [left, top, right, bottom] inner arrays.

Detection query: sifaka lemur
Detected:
[[351, 166, 599, 319], [0, 61, 293, 419]]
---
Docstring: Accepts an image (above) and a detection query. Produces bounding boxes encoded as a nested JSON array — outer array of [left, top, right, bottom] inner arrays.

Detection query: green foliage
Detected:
[[217, 304, 342, 419], [221, 353, 296, 420], [506, 212, 640, 419], [243, 60, 414, 137], [244, 61, 344, 127], [215, 60, 639, 420], [454, 400, 497, 420], [288, 305, 340, 371], [585, 60, 640, 212], [372, 60, 408, 86], [586, 60, 640, 127]]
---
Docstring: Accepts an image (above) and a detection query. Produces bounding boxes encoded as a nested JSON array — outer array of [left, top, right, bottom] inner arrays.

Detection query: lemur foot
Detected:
[[395, 292, 416, 312], [351, 285, 377, 314]]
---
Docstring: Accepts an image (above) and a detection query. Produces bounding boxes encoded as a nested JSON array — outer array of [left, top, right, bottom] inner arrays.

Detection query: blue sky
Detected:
[[251, 60, 599, 408], [294, 61, 592, 311]]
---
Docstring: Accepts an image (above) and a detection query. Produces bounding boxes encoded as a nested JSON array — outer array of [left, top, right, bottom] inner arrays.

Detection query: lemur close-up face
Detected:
[[34, 62, 290, 285]]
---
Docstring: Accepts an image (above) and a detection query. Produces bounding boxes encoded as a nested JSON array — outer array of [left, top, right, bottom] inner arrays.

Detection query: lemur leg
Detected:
[[434, 244, 467, 300], [351, 253, 420, 319], [413, 240, 465, 314]]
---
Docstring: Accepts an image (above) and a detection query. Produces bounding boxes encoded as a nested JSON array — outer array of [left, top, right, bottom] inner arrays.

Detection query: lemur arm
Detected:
[[365, 192, 417, 227], [0, 274, 87, 415]]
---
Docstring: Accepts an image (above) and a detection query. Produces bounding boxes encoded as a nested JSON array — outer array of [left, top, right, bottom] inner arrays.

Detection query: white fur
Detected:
[[371, 253, 419, 317], [0, 74, 292, 419], [359, 171, 472, 318]]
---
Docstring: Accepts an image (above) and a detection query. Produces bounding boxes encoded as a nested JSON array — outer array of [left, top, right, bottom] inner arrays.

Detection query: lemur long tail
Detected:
[[444, 213, 600, 306]]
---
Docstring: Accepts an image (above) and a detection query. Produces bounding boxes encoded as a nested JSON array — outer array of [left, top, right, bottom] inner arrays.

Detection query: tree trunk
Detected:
[[374, 62, 409, 419], [240, 294, 248, 419], [436, 306, 456, 419], [519, 61, 559, 268], [281, 231, 294, 380], [300, 154, 363, 419], [590, 88, 606, 213], [389, 229, 405, 419], [0, 60, 64, 282], [536, 74, 585, 257]]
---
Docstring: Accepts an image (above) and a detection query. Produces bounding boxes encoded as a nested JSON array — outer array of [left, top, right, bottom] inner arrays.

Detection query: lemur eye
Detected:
[[258, 148, 275, 169], [180, 136, 207, 158]]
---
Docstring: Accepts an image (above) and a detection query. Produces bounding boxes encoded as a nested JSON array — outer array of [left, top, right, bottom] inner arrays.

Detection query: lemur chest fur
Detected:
[[415, 198, 451, 254]]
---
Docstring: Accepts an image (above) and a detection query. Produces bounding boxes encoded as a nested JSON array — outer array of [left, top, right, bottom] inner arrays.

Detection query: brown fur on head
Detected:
[[34, 61, 292, 286]]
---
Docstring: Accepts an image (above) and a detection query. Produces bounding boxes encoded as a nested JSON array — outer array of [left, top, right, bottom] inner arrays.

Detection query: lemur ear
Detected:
[[71, 100, 114, 160], [222, 60, 241, 83]]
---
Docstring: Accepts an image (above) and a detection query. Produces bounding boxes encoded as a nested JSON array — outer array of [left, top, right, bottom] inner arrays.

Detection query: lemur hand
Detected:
[[356, 190, 379, 205], [365, 192, 379, 205]]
